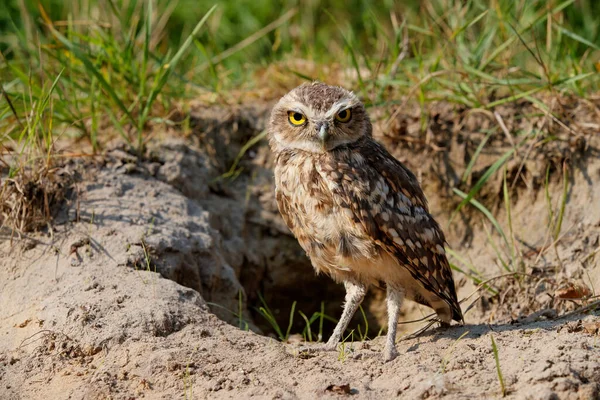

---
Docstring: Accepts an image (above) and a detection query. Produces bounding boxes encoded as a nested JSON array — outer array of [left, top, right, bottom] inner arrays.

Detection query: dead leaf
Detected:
[[555, 283, 592, 299], [137, 378, 151, 391], [582, 321, 600, 335], [15, 319, 31, 328], [326, 384, 352, 395], [69, 238, 90, 255]]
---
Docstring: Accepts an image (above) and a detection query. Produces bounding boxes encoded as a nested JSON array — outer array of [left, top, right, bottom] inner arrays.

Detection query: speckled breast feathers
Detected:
[[268, 82, 462, 323]]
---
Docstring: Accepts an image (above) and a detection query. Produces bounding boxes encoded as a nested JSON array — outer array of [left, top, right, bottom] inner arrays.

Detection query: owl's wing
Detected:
[[320, 139, 463, 322]]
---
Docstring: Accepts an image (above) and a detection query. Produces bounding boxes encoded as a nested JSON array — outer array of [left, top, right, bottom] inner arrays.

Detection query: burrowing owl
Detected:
[[268, 82, 462, 361]]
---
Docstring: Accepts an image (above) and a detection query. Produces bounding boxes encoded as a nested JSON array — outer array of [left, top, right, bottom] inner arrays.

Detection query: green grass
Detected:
[[1, 0, 597, 231], [491, 335, 507, 397], [257, 292, 297, 342], [1, 0, 599, 159], [208, 292, 373, 346]]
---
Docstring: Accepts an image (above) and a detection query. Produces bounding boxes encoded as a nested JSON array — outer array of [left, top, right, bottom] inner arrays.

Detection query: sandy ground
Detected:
[[1, 98, 600, 399]]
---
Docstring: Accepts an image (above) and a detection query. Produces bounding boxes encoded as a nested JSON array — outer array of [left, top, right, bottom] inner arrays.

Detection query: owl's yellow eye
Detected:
[[335, 108, 352, 122], [288, 111, 307, 126]]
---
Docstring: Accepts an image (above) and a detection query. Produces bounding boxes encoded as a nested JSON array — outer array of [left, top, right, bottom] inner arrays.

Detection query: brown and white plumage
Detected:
[[268, 82, 462, 361]]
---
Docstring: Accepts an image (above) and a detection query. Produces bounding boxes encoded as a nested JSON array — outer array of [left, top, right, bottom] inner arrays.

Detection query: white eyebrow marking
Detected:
[[325, 97, 360, 119], [282, 101, 316, 120]]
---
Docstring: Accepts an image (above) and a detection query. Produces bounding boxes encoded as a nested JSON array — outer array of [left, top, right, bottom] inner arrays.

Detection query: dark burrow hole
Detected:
[[240, 259, 387, 342]]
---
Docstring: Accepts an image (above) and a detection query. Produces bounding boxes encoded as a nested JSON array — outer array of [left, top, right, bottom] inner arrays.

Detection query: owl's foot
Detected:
[[323, 338, 340, 351], [291, 340, 341, 358], [295, 341, 337, 355], [383, 344, 399, 362]]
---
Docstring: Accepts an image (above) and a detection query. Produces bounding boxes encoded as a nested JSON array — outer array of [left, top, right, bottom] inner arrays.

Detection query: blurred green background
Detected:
[[1, 0, 599, 152], [2, 0, 599, 75]]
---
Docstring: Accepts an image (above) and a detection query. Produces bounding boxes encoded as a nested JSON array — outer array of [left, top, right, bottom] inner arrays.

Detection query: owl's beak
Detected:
[[317, 122, 329, 148]]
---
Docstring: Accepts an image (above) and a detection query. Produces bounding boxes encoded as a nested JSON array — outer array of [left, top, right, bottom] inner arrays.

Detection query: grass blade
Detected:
[[299, 310, 312, 342], [139, 5, 217, 132], [462, 130, 494, 183], [545, 165, 555, 229], [138, 0, 152, 103], [285, 301, 297, 341], [482, 222, 511, 273], [220, 130, 268, 180], [256, 292, 284, 340], [48, 28, 136, 128], [319, 302, 325, 342], [324, 9, 365, 94], [452, 147, 515, 222], [450, 10, 489, 40], [491, 335, 507, 397], [32, 68, 64, 143], [554, 162, 569, 240], [486, 87, 547, 109], [503, 168, 516, 264], [555, 25, 600, 51], [453, 188, 511, 254], [358, 305, 369, 341]]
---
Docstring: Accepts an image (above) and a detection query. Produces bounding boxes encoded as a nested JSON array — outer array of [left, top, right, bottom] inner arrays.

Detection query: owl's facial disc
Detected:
[[268, 82, 373, 154]]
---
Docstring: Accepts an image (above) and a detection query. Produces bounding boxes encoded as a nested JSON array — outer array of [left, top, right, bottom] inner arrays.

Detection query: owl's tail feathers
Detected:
[[451, 302, 465, 324], [448, 291, 465, 324], [446, 276, 465, 324], [434, 297, 464, 326]]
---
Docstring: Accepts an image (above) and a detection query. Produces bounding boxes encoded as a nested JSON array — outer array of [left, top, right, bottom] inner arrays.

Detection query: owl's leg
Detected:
[[383, 286, 404, 362], [324, 281, 366, 350]]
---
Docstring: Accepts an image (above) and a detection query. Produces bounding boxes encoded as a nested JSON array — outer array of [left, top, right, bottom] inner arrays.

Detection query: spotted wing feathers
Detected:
[[320, 139, 463, 322]]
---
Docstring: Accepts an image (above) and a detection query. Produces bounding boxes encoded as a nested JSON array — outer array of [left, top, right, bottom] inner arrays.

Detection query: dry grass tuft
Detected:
[[0, 162, 71, 235]]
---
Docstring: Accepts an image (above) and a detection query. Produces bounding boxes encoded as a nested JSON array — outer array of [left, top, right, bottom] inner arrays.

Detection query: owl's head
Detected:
[[268, 82, 372, 154]]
